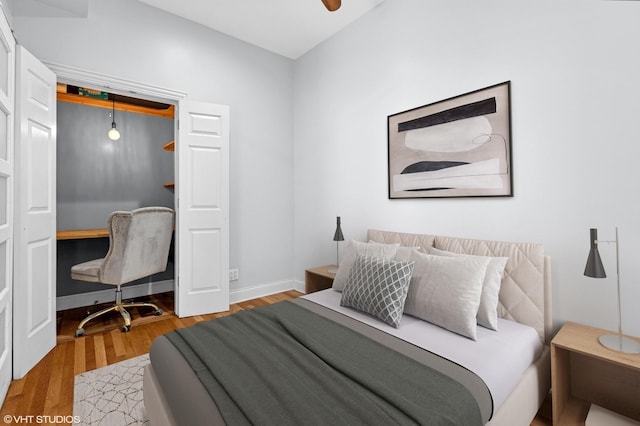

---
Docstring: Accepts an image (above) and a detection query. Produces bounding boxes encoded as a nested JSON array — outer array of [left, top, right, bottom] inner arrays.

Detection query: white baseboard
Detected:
[[230, 279, 299, 304], [292, 279, 305, 294], [56, 279, 174, 311], [57, 278, 307, 311]]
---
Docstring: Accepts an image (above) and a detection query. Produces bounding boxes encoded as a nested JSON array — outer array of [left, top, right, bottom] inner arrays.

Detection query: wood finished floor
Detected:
[[0, 290, 552, 425]]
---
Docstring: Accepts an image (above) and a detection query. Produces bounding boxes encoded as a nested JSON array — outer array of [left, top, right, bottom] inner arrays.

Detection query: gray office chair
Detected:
[[71, 207, 175, 337]]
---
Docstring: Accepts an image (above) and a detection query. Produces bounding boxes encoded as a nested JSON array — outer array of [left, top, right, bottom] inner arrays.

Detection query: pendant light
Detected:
[[108, 97, 121, 141]]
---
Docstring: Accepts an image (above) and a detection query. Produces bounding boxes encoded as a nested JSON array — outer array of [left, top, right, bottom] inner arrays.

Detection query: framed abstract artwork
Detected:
[[387, 82, 512, 199]]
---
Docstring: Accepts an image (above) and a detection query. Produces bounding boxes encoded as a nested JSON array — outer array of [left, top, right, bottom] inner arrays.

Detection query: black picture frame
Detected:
[[387, 81, 513, 199]]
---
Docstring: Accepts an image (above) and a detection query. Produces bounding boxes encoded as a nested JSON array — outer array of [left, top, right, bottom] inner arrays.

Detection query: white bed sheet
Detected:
[[302, 289, 543, 414]]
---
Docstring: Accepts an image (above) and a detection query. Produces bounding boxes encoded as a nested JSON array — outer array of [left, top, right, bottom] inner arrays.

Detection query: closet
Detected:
[[54, 84, 175, 310], [0, 2, 230, 393]]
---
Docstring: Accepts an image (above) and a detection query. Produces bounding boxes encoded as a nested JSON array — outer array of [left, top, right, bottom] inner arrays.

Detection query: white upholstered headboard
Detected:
[[367, 229, 552, 344]]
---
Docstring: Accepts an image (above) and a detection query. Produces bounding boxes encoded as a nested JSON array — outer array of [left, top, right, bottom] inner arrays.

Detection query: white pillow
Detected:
[[404, 251, 490, 340], [332, 240, 399, 292], [394, 246, 422, 260], [429, 247, 508, 331]]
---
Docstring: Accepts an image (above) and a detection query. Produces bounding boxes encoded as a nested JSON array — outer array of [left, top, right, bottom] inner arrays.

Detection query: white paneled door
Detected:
[[0, 6, 15, 401], [13, 46, 56, 379], [176, 101, 229, 317]]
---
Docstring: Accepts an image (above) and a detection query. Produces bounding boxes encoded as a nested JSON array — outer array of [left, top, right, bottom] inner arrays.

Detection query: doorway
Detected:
[[47, 62, 232, 320], [55, 84, 176, 312], [13, 59, 230, 379]]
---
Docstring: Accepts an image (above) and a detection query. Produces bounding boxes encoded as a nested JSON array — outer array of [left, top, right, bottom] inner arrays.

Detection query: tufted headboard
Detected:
[[367, 229, 552, 344]]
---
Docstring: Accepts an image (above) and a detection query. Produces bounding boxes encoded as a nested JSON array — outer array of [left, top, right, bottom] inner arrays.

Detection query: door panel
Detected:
[[0, 6, 13, 403], [176, 101, 229, 317], [13, 46, 56, 379], [190, 229, 222, 291], [190, 146, 221, 207], [27, 240, 53, 332], [27, 121, 53, 211]]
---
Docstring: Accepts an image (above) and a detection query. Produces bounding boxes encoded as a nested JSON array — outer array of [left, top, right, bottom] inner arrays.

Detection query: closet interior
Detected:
[[55, 84, 176, 309]]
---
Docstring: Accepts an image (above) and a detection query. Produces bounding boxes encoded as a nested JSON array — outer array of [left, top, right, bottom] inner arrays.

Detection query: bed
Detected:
[[143, 229, 552, 425]]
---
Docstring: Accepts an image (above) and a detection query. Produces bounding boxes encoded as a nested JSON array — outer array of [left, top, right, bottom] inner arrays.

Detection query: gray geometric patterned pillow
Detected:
[[340, 254, 415, 328]]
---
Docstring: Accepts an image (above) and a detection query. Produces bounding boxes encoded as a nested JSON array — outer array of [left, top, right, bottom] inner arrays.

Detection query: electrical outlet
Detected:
[[229, 268, 239, 281]]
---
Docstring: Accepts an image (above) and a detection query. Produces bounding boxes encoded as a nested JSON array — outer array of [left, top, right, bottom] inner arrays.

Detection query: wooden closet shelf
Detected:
[[57, 228, 109, 240], [57, 92, 175, 119], [163, 140, 175, 151]]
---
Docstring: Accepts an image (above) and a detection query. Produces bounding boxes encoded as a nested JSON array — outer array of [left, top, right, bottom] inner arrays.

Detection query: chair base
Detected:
[[75, 288, 162, 337]]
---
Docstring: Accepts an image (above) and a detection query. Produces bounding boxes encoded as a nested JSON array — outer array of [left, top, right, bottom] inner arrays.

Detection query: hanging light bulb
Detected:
[[108, 97, 121, 141]]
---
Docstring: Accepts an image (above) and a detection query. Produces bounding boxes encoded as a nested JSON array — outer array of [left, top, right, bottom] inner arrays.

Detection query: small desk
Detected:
[[56, 228, 109, 240]]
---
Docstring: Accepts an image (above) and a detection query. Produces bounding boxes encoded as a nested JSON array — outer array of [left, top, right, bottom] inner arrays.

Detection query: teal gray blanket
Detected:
[[165, 300, 483, 426]]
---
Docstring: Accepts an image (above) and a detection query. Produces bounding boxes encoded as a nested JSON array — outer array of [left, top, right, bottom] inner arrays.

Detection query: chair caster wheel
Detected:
[[121, 325, 131, 333], [75, 328, 85, 337], [154, 309, 163, 316]]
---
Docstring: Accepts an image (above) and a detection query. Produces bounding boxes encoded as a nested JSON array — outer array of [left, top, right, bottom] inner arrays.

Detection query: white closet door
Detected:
[[13, 46, 56, 379], [0, 5, 15, 402], [175, 100, 229, 317]]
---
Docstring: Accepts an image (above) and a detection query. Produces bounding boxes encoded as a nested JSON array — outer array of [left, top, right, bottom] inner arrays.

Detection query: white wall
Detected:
[[12, 0, 295, 295], [293, 0, 640, 336], [11, 0, 640, 335], [0, 1, 10, 21]]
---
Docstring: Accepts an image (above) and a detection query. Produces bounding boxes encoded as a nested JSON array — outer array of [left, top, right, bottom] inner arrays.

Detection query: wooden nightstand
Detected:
[[551, 321, 640, 425], [304, 265, 336, 294]]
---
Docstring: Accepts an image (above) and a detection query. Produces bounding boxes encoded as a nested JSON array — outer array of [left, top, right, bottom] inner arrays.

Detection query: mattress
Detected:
[[161, 299, 487, 424], [302, 289, 544, 414], [146, 230, 551, 425], [148, 292, 542, 425]]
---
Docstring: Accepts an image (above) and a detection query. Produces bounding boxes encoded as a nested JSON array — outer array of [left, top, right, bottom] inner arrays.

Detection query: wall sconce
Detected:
[[108, 98, 121, 141]]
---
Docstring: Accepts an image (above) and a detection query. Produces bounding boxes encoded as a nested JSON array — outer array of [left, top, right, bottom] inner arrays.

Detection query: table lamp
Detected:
[[329, 217, 344, 273], [584, 227, 640, 353]]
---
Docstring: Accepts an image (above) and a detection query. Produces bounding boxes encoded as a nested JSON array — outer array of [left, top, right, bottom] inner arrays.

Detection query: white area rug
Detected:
[[74, 354, 150, 425]]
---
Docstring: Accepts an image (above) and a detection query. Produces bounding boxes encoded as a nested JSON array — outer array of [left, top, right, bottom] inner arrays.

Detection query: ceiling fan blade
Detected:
[[322, 0, 341, 11]]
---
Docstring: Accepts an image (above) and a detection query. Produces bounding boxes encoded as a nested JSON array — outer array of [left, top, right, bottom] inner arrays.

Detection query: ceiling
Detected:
[[10, 0, 89, 18], [10, 0, 383, 59], [136, 0, 385, 59]]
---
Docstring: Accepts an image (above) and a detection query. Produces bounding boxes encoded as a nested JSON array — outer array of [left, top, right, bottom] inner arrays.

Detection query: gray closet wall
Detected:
[[57, 100, 175, 297]]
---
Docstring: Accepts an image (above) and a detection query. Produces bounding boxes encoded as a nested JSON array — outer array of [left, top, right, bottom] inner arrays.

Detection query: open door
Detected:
[[0, 6, 15, 400], [13, 46, 56, 379], [175, 100, 229, 317]]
